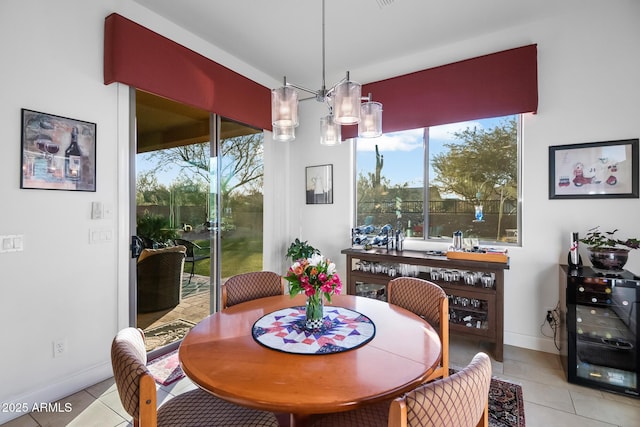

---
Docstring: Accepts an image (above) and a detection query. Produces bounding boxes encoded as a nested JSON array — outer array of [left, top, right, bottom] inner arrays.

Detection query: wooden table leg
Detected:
[[290, 413, 310, 427]]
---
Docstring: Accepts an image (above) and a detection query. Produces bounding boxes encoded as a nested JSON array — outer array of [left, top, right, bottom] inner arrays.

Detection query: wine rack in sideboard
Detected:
[[341, 247, 509, 361]]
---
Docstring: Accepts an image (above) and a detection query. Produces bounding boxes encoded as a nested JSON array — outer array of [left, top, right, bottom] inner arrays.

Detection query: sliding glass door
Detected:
[[130, 89, 264, 353]]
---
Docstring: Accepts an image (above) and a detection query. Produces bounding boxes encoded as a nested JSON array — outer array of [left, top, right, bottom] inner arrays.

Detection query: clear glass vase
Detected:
[[305, 294, 324, 330]]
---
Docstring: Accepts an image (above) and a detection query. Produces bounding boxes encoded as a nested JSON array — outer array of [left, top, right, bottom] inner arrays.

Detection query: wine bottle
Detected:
[[372, 236, 388, 246], [379, 224, 393, 234], [395, 230, 404, 251], [354, 236, 369, 245], [568, 232, 583, 269], [65, 126, 82, 180], [355, 225, 374, 234]]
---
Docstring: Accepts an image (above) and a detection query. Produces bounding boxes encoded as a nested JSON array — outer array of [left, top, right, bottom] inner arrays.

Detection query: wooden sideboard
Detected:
[[341, 247, 509, 361]]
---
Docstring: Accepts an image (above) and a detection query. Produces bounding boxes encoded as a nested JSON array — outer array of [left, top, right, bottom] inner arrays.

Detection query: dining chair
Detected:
[[387, 276, 449, 383], [308, 352, 492, 427], [388, 351, 492, 427], [111, 327, 279, 427], [221, 271, 284, 309], [173, 238, 210, 284]]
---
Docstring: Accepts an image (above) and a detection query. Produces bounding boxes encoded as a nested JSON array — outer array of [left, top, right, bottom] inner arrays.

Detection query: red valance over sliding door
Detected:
[[103, 13, 271, 131], [343, 44, 538, 138]]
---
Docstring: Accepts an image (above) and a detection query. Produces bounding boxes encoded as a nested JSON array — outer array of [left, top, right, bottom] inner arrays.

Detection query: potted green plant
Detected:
[[285, 238, 320, 262], [580, 227, 640, 270]]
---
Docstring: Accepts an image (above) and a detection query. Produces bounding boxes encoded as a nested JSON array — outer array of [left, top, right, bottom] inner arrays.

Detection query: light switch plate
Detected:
[[0, 235, 24, 252], [2, 237, 12, 250], [91, 201, 103, 219]]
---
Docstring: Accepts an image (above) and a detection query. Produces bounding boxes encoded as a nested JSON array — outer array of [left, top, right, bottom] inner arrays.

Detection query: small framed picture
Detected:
[[549, 139, 638, 199], [21, 108, 96, 191], [306, 164, 333, 204]]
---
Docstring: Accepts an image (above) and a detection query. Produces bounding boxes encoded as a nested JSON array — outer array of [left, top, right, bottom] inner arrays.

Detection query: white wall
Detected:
[[0, 1, 122, 421], [0, 0, 638, 422]]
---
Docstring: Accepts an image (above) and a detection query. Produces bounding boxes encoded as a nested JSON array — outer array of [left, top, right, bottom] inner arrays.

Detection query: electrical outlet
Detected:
[[53, 339, 67, 358]]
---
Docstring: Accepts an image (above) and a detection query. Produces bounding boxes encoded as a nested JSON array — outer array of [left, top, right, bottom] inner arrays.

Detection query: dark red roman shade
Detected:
[[104, 13, 271, 131], [343, 44, 538, 139]]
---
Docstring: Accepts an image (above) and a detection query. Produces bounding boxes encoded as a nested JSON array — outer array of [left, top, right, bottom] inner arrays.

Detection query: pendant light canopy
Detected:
[[270, 0, 382, 144]]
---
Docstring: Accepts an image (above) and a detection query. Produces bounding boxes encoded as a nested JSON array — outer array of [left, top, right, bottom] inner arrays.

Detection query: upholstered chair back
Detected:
[[387, 277, 449, 382], [391, 352, 492, 427], [222, 271, 283, 309]]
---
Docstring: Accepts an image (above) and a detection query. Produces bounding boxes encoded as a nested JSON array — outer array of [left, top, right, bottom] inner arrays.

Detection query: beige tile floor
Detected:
[[3, 336, 640, 426]]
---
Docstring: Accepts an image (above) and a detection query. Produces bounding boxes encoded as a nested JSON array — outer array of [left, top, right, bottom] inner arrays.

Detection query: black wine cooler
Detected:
[[559, 266, 639, 397]]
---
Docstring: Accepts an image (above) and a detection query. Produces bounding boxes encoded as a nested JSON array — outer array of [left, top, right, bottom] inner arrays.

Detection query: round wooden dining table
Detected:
[[179, 294, 441, 425]]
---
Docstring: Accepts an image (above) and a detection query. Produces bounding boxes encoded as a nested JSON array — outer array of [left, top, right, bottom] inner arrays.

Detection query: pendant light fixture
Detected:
[[271, 0, 382, 144], [320, 111, 341, 146], [272, 123, 296, 142], [359, 94, 383, 138]]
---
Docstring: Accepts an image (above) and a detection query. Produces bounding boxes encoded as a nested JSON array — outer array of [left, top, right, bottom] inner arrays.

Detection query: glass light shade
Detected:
[[272, 125, 295, 142], [271, 86, 298, 127], [320, 115, 342, 146], [333, 80, 361, 125], [358, 101, 383, 138]]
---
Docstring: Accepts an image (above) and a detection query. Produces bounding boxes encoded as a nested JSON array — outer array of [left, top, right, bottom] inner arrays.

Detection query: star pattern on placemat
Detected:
[[252, 306, 375, 354]]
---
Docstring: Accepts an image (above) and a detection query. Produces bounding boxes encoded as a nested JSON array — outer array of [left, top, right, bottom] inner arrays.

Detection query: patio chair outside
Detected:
[[174, 238, 210, 284]]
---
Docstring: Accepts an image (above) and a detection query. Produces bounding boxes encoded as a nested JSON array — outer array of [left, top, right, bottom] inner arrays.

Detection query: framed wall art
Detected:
[[306, 164, 333, 204], [549, 139, 638, 199], [21, 108, 96, 191]]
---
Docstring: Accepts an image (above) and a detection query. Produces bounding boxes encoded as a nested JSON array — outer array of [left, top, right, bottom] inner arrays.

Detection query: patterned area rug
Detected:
[[452, 368, 525, 427], [147, 349, 184, 386], [489, 376, 526, 427], [143, 319, 195, 352]]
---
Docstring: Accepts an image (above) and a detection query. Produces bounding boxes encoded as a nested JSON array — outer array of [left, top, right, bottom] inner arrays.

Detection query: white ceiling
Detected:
[[132, 0, 569, 90]]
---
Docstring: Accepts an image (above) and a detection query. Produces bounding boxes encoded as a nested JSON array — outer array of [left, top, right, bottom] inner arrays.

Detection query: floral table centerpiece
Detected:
[[284, 253, 342, 330]]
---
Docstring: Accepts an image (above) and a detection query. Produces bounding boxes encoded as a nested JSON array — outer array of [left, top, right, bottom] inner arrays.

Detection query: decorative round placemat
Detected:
[[252, 305, 376, 355]]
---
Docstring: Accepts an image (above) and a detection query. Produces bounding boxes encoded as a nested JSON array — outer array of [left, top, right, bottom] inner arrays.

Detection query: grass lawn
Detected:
[[192, 233, 264, 279]]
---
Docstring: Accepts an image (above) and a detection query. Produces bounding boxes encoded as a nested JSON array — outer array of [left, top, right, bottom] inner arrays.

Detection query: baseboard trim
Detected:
[[504, 331, 560, 354], [0, 362, 113, 424]]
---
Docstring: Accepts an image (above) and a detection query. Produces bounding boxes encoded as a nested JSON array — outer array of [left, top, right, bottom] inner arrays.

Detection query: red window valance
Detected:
[[343, 44, 538, 139], [104, 13, 271, 131]]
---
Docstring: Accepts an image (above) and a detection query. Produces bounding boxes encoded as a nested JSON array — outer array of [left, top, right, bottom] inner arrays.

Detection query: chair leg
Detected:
[[188, 261, 195, 284]]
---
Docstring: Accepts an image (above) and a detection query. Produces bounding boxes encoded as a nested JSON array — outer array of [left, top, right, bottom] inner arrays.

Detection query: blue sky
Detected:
[[356, 117, 506, 187]]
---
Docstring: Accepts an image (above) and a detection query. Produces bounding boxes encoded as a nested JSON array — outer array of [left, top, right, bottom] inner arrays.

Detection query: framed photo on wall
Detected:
[[20, 108, 96, 191], [549, 139, 638, 199], [306, 164, 333, 204]]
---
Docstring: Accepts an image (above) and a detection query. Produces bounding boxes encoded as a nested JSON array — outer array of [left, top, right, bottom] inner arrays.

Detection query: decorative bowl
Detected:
[[587, 247, 629, 270]]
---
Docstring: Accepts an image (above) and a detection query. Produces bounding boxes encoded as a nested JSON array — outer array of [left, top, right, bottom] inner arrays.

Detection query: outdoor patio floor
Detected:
[[137, 273, 211, 352]]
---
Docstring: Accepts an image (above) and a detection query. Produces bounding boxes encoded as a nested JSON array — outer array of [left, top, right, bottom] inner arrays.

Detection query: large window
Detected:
[[356, 115, 520, 245]]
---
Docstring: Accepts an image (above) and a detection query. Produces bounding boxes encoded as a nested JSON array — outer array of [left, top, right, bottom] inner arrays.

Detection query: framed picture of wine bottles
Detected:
[[20, 109, 96, 191]]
